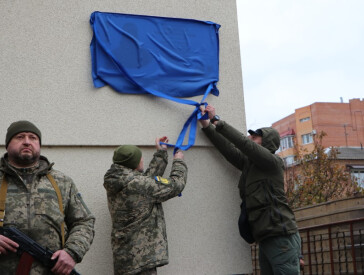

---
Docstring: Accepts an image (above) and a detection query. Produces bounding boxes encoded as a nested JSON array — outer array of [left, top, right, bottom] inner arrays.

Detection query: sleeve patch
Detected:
[[155, 176, 170, 185]]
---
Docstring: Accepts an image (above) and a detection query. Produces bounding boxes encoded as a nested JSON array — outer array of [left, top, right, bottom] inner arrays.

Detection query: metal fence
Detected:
[[251, 217, 364, 275]]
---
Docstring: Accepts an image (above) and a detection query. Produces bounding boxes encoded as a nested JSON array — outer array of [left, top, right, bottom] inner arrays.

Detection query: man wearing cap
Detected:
[[0, 120, 95, 275], [199, 105, 301, 274], [103, 136, 187, 275]]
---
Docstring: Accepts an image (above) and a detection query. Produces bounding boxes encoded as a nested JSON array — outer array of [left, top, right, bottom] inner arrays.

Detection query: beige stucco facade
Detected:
[[0, 0, 250, 274]]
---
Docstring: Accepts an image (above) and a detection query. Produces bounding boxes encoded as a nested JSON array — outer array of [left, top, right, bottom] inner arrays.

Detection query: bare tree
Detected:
[[285, 131, 364, 208]]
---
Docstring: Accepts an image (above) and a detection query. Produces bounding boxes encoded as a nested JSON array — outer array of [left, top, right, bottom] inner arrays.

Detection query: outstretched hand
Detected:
[[199, 106, 210, 128], [156, 136, 169, 150], [173, 150, 184, 160], [205, 105, 216, 119]]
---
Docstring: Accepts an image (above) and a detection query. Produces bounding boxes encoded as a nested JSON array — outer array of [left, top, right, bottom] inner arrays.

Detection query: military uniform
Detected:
[[0, 154, 95, 275], [104, 150, 187, 275]]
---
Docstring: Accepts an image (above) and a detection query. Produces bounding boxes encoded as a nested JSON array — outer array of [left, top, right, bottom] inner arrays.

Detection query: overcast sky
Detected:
[[236, 0, 364, 130]]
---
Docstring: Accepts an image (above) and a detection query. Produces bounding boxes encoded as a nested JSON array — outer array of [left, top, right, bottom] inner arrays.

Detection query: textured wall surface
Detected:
[[0, 0, 250, 274]]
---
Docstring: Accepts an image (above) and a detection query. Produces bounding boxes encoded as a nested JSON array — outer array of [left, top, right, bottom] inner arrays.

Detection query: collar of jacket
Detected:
[[0, 154, 53, 177]]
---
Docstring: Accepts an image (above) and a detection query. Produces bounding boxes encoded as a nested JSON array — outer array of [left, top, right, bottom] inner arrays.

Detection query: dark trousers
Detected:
[[259, 232, 301, 275]]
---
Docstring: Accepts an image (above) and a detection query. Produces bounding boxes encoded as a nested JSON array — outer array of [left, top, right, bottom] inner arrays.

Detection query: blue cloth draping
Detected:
[[90, 11, 220, 152]]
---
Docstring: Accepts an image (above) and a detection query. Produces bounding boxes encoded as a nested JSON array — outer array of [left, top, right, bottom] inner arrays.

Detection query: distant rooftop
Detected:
[[335, 147, 364, 160]]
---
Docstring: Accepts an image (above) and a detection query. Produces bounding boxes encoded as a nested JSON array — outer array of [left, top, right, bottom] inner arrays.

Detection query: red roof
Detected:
[[280, 129, 295, 137]]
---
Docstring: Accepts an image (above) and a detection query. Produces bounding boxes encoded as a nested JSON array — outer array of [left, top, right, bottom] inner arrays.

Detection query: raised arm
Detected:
[[215, 121, 282, 170], [131, 151, 187, 203], [200, 105, 247, 171], [144, 136, 169, 177]]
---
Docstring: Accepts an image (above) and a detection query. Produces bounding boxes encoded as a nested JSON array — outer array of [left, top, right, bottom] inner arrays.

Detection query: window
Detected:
[[283, 155, 295, 166], [300, 117, 310, 123], [350, 166, 364, 188], [302, 133, 313, 145], [279, 135, 294, 152]]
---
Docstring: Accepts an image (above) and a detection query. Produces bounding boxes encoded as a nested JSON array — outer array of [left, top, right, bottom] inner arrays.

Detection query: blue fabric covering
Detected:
[[90, 11, 220, 151], [90, 11, 220, 98]]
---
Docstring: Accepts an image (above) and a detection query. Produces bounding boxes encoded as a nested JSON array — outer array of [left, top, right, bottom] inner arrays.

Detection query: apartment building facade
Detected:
[[272, 98, 364, 187]]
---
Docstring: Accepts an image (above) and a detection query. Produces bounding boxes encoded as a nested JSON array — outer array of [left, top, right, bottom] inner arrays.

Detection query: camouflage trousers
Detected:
[[136, 267, 157, 275]]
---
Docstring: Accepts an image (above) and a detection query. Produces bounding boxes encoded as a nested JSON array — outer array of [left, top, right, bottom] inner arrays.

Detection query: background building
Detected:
[[329, 147, 364, 188], [273, 98, 364, 187], [0, 1, 250, 274]]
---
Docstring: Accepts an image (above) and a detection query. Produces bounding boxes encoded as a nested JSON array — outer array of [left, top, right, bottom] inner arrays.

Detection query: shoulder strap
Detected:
[[0, 176, 9, 227], [46, 174, 65, 248], [0, 174, 65, 246]]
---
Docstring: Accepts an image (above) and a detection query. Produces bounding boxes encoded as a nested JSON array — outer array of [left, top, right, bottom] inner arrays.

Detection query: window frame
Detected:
[[299, 117, 310, 123], [279, 135, 294, 152], [301, 133, 313, 145]]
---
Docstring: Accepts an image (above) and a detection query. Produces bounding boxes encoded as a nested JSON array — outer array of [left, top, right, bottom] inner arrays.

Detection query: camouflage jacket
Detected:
[[103, 150, 187, 275], [0, 154, 95, 275]]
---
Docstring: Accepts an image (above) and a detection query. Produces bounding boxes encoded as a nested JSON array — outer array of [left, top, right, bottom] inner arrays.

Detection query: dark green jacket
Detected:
[[203, 121, 297, 242]]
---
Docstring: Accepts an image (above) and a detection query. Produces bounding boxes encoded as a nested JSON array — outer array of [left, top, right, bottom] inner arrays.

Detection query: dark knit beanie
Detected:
[[113, 145, 142, 169], [6, 120, 42, 148]]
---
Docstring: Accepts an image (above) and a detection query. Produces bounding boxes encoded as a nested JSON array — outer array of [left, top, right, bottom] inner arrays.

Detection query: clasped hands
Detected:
[[199, 104, 217, 128]]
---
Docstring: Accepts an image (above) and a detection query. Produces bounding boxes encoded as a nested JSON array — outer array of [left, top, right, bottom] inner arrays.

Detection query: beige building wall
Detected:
[[295, 106, 314, 152], [0, 0, 249, 274]]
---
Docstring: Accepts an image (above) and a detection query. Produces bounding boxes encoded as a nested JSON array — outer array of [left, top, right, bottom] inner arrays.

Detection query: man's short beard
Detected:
[[11, 152, 40, 167]]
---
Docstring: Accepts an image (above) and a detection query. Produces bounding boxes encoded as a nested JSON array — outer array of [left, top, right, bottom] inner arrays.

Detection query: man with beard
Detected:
[[0, 120, 95, 275]]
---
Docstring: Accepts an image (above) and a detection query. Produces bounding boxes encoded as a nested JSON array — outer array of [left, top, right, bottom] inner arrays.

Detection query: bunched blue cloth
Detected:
[[90, 11, 220, 151]]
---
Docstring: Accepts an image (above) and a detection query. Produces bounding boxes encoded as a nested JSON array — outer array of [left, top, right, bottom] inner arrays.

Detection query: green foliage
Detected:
[[285, 131, 364, 209]]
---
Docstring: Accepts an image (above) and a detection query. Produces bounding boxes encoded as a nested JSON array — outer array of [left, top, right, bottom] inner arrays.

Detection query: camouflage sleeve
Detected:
[[143, 149, 168, 177], [63, 181, 95, 263], [129, 158, 187, 203]]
